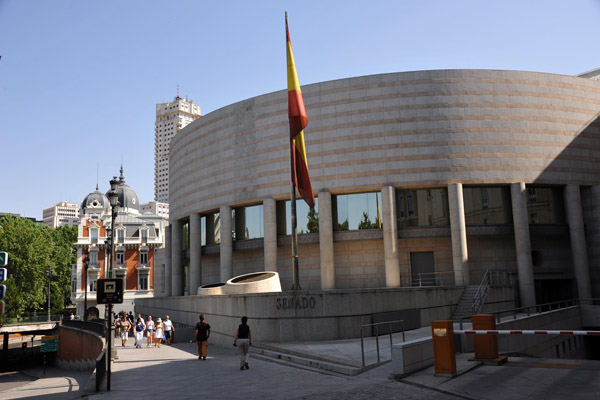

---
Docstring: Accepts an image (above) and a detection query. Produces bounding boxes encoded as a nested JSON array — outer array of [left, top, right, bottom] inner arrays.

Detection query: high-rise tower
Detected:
[[154, 95, 201, 202]]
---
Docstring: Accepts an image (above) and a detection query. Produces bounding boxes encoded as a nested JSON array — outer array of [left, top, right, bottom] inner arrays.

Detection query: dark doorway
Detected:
[[410, 251, 435, 286]]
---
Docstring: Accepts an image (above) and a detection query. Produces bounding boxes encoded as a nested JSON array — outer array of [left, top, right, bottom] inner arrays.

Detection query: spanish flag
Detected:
[[287, 13, 315, 208]]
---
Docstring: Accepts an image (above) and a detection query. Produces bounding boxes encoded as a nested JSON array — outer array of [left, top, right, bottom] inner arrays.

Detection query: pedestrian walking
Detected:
[[120, 314, 131, 347], [154, 318, 164, 348], [194, 314, 211, 360], [233, 316, 252, 370], [146, 315, 155, 347], [163, 315, 174, 344], [134, 317, 146, 348]]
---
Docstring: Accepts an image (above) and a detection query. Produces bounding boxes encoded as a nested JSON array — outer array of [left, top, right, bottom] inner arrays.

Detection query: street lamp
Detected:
[[83, 252, 90, 322], [107, 176, 120, 279], [105, 176, 120, 392], [46, 265, 53, 322]]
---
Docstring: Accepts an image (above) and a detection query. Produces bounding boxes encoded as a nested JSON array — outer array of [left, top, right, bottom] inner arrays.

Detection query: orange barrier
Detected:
[[431, 320, 456, 376]]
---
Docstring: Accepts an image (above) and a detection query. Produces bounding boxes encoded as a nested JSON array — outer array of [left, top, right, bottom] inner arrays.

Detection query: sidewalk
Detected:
[[2, 325, 600, 399]]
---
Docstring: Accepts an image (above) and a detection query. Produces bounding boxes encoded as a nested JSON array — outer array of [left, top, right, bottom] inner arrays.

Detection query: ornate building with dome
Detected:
[[71, 167, 167, 318]]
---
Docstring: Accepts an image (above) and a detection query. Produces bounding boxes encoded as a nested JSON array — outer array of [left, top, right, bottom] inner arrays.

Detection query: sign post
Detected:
[[96, 278, 123, 391], [41, 335, 59, 375]]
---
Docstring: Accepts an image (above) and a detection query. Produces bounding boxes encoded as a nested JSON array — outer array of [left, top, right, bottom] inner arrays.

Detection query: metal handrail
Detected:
[[472, 270, 490, 314], [409, 271, 461, 287], [459, 298, 597, 329], [360, 319, 405, 369]]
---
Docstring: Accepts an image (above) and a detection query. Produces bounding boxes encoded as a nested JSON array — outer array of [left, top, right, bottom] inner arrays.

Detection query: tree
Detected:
[[0, 215, 77, 323], [306, 208, 319, 233], [358, 212, 378, 229], [337, 219, 349, 231]]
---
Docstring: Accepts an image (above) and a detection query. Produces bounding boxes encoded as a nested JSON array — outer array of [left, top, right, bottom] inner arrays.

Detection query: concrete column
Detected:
[[318, 191, 335, 290], [511, 183, 536, 308], [165, 225, 172, 296], [564, 184, 592, 300], [220, 205, 233, 282], [263, 198, 278, 272], [381, 186, 400, 287], [189, 213, 202, 295], [448, 183, 469, 286], [171, 219, 183, 296]]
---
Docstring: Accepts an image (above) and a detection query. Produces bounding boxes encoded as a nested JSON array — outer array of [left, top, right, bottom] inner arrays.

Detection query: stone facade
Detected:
[[165, 69, 600, 304]]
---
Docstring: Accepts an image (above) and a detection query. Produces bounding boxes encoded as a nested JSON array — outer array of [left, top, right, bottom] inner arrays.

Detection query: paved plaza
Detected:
[[1, 336, 600, 400]]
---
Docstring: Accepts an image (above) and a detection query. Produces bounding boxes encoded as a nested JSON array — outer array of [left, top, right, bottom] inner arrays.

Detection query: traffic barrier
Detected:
[[456, 329, 600, 336]]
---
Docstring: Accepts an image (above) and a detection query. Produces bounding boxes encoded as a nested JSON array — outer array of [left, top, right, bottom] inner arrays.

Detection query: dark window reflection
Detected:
[[333, 193, 380, 231], [232, 205, 264, 240], [396, 189, 449, 227], [463, 187, 512, 225], [526, 186, 565, 224], [277, 198, 319, 235], [201, 212, 220, 245]]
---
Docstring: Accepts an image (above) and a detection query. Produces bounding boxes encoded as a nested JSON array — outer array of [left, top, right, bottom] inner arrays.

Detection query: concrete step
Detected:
[[250, 344, 363, 376]]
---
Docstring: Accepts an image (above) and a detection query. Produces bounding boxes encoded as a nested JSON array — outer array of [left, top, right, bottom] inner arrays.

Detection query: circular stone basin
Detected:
[[226, 271, 282, 294], [197, 282, 227, 296]]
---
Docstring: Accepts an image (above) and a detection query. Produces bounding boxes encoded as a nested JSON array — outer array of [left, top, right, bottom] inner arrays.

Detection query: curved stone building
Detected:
[[165, 69, 600, 306]]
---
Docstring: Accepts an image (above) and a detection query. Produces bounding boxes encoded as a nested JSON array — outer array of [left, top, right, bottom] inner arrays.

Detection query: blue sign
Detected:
[[0, 285, 4, 299], [0, 268, 6, 282]]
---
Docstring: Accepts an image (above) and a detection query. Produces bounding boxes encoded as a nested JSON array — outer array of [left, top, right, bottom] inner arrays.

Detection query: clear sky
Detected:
[[1, 0, 599, 220]]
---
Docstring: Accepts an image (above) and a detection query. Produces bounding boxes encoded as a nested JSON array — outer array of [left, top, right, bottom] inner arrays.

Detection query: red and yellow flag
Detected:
[[286, 14, 314, 208]]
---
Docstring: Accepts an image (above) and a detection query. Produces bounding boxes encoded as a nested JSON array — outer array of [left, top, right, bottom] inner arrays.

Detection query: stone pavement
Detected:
[[2, 328, 600, 399]]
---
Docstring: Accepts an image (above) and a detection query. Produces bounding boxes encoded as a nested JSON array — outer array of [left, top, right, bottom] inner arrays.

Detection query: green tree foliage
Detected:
[[337, 219, 349, 231], [0, 215, 77, 322], [358, 212, 379, 229], [306, 208, 319, 233]]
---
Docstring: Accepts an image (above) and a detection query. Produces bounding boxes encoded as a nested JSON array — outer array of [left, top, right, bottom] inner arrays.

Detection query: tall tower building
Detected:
[[43, 201, 79, 228], [154, 95, 201, 202]]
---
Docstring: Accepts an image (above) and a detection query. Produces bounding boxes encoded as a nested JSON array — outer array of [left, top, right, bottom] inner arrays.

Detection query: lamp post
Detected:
[[46, 265, 53, 322], [106, 176, 120, 391], [83, 252, 89, 322]]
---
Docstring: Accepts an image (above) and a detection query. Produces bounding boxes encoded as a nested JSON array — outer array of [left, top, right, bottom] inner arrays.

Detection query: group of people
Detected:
[[114, 312, 175, 349], [113, 311, 252, 370], [193, 314, 252, 370]]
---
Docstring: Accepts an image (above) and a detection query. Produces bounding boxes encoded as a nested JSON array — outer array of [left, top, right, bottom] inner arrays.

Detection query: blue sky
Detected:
[[1, 0, 599, 219]]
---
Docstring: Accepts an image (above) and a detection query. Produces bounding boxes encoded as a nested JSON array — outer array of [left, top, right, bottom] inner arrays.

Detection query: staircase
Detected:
[[452, 285, 480, 322], [250, 343, 363, 376]]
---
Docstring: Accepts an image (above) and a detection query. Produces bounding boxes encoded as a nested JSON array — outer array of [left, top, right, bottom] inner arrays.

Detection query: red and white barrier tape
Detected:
[[455, 330, 600, 336]]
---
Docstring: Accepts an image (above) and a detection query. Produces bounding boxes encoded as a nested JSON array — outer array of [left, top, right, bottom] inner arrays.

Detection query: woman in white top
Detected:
[[146, 316, 155, 347], [154, 318, 164, 348]]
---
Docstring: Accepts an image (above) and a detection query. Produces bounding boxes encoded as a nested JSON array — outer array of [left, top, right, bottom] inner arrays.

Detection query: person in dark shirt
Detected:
[[234, 316, 252, 370], [194, 314, 211, 360]]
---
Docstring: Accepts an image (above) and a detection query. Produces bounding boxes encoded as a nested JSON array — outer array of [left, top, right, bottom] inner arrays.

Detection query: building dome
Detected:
[[81, 186, 110, 210], [108, 166, 139, 213]]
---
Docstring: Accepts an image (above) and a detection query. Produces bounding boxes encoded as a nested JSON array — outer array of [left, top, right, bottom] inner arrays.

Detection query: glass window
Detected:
[[201, 212, 220, 245], [396, 189, 449, 227], [332, 193, 380, 231], [233, 205, 264, 241], [90, 228, 98, 244], [139, 274, 148, 290], [89, 251, 98, 266], [141, 229, 148, 243], [140, 251, 148, 265], [463, 186, 512, 225], [526, 186, 565, 224], [117, 229, 124, 243], [116, 251, 125, 267], [277, 198, 319, 235], [183, 222, 189, 250]]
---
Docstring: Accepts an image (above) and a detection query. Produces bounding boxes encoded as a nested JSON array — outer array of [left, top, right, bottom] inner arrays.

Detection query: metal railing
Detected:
[[360, 319, 405, 369], [459, 298, 594, 329], [409, 271, 460, 287], [472, 269, 514, 313], [62, 319, 106, 337]]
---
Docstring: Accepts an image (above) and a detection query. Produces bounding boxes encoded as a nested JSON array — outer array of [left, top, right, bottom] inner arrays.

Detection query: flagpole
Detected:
[[291, 182, 301, 290]]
